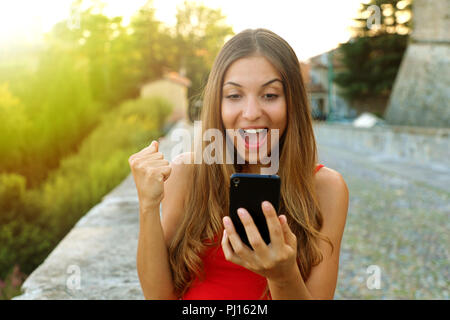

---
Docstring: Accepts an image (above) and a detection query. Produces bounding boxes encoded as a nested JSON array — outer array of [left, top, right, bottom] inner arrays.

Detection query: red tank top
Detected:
[[182, 164, 325, 300]]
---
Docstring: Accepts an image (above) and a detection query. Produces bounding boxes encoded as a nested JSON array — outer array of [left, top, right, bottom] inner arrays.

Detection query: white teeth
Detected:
[[242, 128, 266, 134]]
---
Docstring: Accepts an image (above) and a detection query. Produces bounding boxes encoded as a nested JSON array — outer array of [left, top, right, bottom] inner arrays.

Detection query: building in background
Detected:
[[305, 49, 356, 121], [140, 70, 191, 123]]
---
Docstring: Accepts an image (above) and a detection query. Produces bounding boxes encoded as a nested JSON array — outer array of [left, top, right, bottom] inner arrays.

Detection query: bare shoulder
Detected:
[[161, 152, 194, 245], [314, 166, 349, 230], [314, 167, 348, 197]]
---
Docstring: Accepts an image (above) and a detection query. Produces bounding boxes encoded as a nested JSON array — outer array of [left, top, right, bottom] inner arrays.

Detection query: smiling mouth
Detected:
[[238, 128, 269, 149]]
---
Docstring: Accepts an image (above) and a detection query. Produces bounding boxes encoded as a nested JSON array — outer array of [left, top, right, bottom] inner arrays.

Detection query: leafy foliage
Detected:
[[0, 96, 173, 284], [0, 0, 234, 188], [0, 265, 26, 300], [174, 1, 234, 108], [334, 0, 411, 103], [334, 33, 408, 101], [352, 0, 412, 37], [0, 0, 232, 298]]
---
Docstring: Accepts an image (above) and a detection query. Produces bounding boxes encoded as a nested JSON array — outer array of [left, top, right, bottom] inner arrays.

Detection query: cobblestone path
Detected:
[[318, 144, 449, 299]]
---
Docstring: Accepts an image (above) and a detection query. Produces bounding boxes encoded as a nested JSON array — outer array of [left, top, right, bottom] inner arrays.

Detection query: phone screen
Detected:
[[229, 173, 281, 248]]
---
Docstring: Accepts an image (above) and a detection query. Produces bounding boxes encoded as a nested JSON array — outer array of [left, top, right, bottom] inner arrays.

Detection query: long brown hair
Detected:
[[168, 28, 333, 298]]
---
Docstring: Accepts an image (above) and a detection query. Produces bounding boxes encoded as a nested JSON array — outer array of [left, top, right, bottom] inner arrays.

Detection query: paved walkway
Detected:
[[318, 144, 449, 299], [15, 120, 449, 299]]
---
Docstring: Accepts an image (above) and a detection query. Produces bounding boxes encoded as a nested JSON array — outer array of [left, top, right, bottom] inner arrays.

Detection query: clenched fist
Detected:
[[128, 140, 172, 212]]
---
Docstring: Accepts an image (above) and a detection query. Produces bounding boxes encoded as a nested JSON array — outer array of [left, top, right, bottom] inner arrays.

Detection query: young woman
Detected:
[[129, 28, 349, 300]]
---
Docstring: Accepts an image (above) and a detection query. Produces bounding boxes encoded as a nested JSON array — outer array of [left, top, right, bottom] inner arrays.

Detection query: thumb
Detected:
[[160, 165, 172, 182], [149, 140, 159, 152]]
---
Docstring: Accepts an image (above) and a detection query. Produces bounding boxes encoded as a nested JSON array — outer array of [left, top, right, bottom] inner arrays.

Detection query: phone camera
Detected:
[[232, 177, 240, 186]]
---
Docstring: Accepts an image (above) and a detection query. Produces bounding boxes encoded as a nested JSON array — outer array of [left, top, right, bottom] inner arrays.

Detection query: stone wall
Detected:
[[314, 123, 450, 169], [384, 0, 450, 127]]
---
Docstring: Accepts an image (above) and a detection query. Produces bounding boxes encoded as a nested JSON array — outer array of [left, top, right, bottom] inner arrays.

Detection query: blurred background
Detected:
[[0, 0, 448, 300]]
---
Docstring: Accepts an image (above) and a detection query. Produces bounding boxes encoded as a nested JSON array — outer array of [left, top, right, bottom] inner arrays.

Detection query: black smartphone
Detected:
[[229, 173, 281, 248]]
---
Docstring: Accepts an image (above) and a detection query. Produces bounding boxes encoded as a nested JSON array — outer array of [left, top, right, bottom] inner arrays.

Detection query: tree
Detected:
[[128, 1, 171, 87], [353, 0, 412, 37], [173, 1, 234, 116], [334, 0, 412, 115]]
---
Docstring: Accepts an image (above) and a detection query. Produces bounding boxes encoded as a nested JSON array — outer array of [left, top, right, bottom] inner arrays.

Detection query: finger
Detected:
[[148, 151, 164, 160], [222, 216, 253, 259], [148, 159, 169, 167], [148, 166, 171, 182], [279, 215, 297, 247], [136, 142, 159, 158], [221, 229, 244, 266], [261, 201, 284, 248], [131, 157, 167, 171], [134, 151, 164, 162], [159, 166, 172, 182], [139, 159, 169, 168], [129, 141, 159, 163], [237, 208, 268, 253], [153, 159, 169, 167]]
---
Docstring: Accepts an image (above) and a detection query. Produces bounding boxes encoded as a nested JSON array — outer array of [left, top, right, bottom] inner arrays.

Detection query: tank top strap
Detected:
[[315, 164, 324, 174]]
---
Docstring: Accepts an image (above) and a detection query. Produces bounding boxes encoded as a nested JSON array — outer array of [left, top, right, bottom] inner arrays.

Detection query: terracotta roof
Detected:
[[163, 71, 191, 87], [300, 62, 310, 85]]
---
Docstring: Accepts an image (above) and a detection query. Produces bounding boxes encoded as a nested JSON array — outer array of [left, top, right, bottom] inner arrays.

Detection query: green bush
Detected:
[[0, 174, 52, 278], [0, 96, 173, 290], [0, 173, 27, 223], [0, 265, 26, 300], [41, 95, 173, 248]]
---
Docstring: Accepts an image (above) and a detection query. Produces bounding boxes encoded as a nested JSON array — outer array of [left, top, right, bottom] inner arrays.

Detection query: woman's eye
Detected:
[[225, 94, 278, 101], [264, 94, 278, 100]]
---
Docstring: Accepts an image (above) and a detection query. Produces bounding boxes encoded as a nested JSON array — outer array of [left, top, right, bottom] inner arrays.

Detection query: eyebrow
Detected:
[[223, 78, 283, 88]]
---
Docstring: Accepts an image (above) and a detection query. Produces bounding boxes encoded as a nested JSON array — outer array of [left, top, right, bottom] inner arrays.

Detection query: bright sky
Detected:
[[0, 0, 364, 61]]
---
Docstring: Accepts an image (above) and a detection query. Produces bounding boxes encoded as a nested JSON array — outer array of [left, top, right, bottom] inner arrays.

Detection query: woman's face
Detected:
[[221, 55, 287, 164]]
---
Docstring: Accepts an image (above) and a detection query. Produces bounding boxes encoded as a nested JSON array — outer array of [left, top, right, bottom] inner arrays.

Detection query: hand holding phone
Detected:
[[229, 173, 281, 248]]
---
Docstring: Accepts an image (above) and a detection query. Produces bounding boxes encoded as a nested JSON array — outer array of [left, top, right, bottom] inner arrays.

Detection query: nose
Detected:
[[242, 95, 263, 121]]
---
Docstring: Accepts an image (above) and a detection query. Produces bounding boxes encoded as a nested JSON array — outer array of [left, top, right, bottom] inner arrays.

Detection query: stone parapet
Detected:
[[314, 122, 449, 169]]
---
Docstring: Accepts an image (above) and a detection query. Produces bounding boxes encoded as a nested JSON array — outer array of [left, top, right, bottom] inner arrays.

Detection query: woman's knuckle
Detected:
[[146, 168, 157, 178], [225, 253, 236, 264], [249, 238, 263, 249], [223, 251, 231, 261], [277, 253, 288, 263], [234, 244, 245, 255], [128, 157, 137, 167], [262, 261, 274, 270], [252, 264, 262, 272], [272, 226, 282, 237]]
